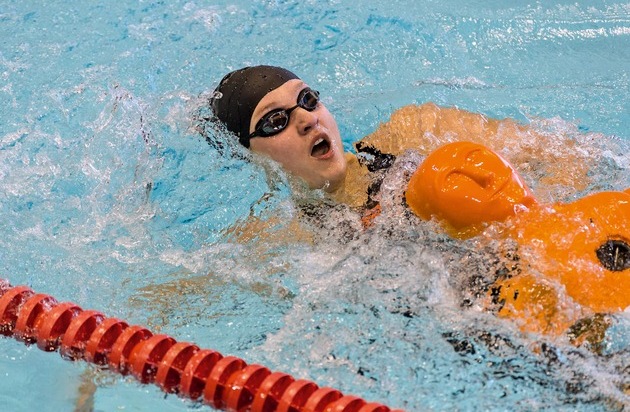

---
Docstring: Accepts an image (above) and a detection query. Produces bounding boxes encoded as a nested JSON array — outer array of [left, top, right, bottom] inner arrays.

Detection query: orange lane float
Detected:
[[406, 141, 630, 337]]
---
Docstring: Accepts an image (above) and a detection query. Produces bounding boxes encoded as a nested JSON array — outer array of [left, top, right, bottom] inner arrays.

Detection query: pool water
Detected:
[[1, 0, 629, 411]]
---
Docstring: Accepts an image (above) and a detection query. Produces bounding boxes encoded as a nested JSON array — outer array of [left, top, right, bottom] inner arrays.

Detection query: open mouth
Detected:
[[311, 137, 332, 158]]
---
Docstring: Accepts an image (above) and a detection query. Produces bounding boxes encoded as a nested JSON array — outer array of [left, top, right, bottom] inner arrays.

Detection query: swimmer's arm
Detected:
[[358, 103, 529, 157], [223, 214, 314, 246], [358, 103, 592, 190]]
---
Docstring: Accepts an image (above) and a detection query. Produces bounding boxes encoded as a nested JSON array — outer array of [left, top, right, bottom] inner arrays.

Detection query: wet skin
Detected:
[[249, 79, 347, 192]]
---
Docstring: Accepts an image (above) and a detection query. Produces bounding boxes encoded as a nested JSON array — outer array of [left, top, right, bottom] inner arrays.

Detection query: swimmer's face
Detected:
[[249, 79, 347, 192], [406, 141, 537, 234]]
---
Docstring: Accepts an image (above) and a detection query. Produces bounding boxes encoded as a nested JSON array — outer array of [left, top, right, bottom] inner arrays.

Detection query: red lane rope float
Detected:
[[0, 280, 405, 412], [155, 341, 200, 393], [14, 293, 57, 343], [204, 356, 248, 410], [84, 317, 128, 365], [181, 348, 224, 400], [0, 286, 33, 336], [36, 301, 82, 352], [303, 387, 343, 412], [225, 364, 271, 412], [251, 371, 295, 412], [60, 310, 105, 360], [129, 334, 177, 384], [109, 325, 153, 375], [277, 379, 318, 412]]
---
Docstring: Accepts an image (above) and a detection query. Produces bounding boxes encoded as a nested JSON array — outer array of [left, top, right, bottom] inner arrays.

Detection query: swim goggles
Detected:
[[248, 88, 320, 140]]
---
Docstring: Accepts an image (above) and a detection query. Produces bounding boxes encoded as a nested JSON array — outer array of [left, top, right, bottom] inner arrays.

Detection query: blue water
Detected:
[[1, 0, 629, 411]]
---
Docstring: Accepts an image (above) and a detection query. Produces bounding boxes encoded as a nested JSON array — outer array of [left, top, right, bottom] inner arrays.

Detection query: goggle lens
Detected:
[[250, 88, 320, 139]]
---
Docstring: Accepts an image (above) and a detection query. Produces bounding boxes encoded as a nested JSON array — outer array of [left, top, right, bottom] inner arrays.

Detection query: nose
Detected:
[[294, 107, 319, 136]]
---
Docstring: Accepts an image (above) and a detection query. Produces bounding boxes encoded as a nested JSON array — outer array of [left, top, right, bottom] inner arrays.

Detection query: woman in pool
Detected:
[[208, 65, 592, 220], [208, 65, 628, 346]]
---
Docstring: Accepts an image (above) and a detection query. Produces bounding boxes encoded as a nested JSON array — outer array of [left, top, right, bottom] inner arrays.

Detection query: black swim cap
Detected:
[[211, 65, 300, 147]]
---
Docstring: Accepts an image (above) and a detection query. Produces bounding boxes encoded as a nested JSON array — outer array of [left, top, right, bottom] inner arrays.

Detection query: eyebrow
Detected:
[[255, 81, 306, 118]]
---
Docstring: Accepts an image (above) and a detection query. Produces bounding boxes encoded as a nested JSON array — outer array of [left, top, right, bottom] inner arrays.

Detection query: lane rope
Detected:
[[0, 279, 404, 412]]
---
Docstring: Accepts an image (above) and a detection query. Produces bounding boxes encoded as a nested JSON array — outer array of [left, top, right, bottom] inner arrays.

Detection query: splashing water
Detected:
[[0, 1, 629, 411]]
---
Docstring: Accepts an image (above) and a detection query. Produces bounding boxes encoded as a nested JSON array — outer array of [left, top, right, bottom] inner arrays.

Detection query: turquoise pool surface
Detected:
[[0, 1, 629, 411]]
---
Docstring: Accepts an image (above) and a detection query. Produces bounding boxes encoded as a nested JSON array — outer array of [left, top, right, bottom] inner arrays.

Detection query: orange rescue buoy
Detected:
[[406, 141, 537, 238], [405, 141, 630, 336]]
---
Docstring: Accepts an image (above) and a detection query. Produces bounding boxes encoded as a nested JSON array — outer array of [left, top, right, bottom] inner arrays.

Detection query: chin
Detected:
[[305, 157, 347, 192]]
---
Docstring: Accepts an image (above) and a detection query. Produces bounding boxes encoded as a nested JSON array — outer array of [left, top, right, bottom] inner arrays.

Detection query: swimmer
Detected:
[[208, 66, 628, 349], [208, 65, 594, 221], [210, 65, 379, 227]]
